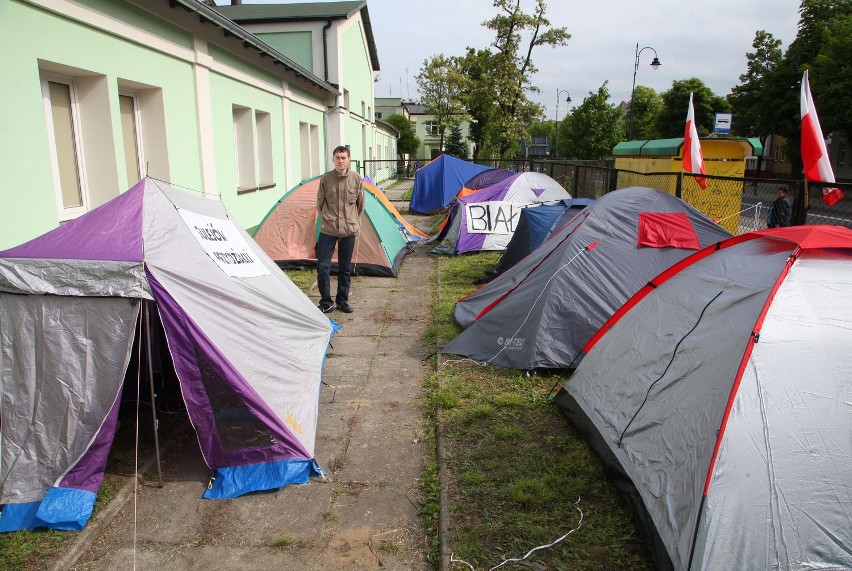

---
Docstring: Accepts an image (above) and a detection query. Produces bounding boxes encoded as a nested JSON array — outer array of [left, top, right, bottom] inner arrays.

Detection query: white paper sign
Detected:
[[178, 209, 270, 278], [465, 201, 523, 235]]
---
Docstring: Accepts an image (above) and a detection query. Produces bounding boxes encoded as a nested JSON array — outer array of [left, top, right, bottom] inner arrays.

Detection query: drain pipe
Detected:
[[322, 19, 332, 83]]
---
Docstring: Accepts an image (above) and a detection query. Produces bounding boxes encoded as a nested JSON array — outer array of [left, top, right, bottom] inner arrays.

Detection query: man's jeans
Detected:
[[316, 232, 356, 306]]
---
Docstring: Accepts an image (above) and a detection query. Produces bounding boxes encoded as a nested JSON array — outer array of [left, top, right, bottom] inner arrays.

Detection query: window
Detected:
[[368, 106, 372, 122], [119, 93, 142, 185], [255, 110, 273, 187], [425, 121, 442, 136], [375, 111, 382, 119], [299, 122, 321, 180], [839, 142, 847, 165], [233, 105, 255, 191], [343, 89, 350, 110], [43, 77, 85, 212], [361, 100, 366, 118], [233, 105, 275, 193]]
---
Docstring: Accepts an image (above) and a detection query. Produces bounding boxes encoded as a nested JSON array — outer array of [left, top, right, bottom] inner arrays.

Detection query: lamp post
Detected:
[[627, 43, 661, 140], [553, 89, 571, 157]]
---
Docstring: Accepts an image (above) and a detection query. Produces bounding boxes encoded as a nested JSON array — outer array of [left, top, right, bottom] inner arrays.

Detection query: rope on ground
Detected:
[[449, 498, 584, 571]]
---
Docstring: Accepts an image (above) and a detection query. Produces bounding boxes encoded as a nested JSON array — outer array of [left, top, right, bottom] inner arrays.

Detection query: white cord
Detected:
[[450, 497, 584, 570], [481, 244, 596, 366]]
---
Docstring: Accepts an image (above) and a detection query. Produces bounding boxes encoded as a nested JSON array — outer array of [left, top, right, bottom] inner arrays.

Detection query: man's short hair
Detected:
[[332, 146, 350, 157], [778, 185, 788, 194]]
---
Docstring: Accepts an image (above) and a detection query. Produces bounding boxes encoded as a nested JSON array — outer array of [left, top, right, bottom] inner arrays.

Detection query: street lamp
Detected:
[[627, 43, 661, 140], [553, 89, 571, 157]]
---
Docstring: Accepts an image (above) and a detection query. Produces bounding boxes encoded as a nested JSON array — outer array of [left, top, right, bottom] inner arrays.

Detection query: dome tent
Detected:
[[555, 226, 852, 570], [0, 178, 334, 532], [442, 187, 731, 370]]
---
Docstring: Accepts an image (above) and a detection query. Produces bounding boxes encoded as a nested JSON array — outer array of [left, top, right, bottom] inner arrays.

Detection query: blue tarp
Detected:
[[409, 155, 490, 214]]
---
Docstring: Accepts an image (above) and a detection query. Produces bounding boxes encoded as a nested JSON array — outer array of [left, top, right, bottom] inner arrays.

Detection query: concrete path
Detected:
[[62, 199, 433, 571]]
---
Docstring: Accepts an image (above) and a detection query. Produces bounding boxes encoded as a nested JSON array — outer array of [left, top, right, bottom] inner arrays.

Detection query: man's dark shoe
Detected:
[[318, 303, 333, 314], [336, 301, 353, 313]]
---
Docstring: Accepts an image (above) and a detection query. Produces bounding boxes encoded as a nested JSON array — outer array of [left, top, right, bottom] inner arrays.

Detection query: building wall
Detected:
[[0, 0, 333, 249], [257, 31, 313, 73]]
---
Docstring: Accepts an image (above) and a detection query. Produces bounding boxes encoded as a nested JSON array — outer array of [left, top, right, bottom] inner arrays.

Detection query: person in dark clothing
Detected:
[[767, 186, 792, 228], [316, 146, 364, 314]]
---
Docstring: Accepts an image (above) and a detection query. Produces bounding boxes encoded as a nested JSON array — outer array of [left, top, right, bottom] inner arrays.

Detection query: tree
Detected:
[[458, 48, 501, 158], [730, 30, 783, 138], [559, 82, 623, 159], [416, 54, 469, 151], [626, 85, 663, 140], [470, 0, 570, 157], [654, 79, 730, 139], [444, 125, 469, 158], [810, 12, 852, 138], [384, 113, 421, 159], [758, 0, 852, 169]]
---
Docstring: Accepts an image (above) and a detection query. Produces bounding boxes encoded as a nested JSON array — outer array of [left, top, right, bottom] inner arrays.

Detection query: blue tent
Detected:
[[409, 155, 491, 214]]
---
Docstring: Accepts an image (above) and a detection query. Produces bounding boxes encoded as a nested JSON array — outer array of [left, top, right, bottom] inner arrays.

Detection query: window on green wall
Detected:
[[233, 105, 276, 193], [119, 92, 142, 185], [41, 75, 87, 216]]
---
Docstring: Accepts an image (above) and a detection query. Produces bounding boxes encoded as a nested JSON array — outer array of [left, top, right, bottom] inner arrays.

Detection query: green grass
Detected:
[[283, 268, 317, 291], [421, 252, 652, 570]]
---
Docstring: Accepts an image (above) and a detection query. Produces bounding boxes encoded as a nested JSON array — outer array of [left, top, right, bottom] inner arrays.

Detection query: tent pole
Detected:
[[143, 300, 164, 488]]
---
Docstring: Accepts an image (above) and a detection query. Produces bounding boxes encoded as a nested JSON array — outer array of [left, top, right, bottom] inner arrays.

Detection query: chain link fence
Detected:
[[359, 158, 852, 234]]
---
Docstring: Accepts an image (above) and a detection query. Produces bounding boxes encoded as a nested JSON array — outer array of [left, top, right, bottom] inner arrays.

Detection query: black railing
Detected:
[[359, 158, 852, 233]]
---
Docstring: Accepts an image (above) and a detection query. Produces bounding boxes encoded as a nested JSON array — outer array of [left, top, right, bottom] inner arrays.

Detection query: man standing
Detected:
[[316, 146, 364, 313], [767, 185, 792, 228]]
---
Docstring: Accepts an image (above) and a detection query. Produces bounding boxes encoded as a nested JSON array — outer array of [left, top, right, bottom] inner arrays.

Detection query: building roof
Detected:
[[215, 1, 380, 72], [171, 0, 338, 94], [613, 137, 763, 157]]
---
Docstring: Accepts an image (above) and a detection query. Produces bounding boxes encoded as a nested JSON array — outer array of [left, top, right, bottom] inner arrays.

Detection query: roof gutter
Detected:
[[168, 0, 339, 95]]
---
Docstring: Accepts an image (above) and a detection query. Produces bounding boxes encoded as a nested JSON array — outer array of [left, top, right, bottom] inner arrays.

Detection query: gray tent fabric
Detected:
[[555, 228, 852, 570], [443, 187, 732, 370], [0, 295, 139, 503], [0, 178, 335, 532]]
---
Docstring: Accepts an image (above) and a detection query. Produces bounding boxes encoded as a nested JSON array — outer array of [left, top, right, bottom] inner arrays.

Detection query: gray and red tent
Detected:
[[442, 187, 731, 369], [555, 226, 852, 570], [0, 178, 334, 532]]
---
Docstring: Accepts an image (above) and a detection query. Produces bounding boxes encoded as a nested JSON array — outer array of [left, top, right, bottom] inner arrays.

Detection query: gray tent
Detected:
[[442, 187, 731, 369], [555, 226, 852, 570], [0, 178, 334, 532]]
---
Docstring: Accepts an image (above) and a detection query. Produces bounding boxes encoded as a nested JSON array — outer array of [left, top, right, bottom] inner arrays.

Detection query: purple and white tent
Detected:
[[0, 178, 334, 532], [432, 172, 571, 255]]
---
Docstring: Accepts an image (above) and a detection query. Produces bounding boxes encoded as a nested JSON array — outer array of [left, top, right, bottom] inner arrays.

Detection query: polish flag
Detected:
[[682, 92, 707, 189], [801, 69, 844, 206]]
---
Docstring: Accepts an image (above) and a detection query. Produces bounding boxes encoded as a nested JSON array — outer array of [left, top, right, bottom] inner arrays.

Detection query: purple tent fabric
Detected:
[[147, 272, 310, 467], [0, 180, 145, 261], [463, 168, 515, 192]]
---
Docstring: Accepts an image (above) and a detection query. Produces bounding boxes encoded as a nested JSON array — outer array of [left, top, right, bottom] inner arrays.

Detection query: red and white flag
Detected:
[[801, 69, 843, 206], [682, 92, 707, 189]]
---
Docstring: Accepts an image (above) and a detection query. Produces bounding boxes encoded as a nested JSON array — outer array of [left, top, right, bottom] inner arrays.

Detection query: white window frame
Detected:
[[118, 90, 145, 185], [255, 110, 273, 187], [41, 74, 89, 220], [425, 120, 441, 137], [233, 104, 256, 192]]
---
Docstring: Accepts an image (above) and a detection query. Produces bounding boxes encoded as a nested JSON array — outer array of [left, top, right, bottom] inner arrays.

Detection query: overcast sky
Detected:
[[242, 0, 803, 120]]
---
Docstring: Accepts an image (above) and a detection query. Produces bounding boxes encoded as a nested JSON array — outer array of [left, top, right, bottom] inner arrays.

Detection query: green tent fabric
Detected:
[[252, 177, 412, 277]]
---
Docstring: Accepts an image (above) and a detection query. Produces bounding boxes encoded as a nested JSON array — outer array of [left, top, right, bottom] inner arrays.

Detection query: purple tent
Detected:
[[0, 178, 334, 532]]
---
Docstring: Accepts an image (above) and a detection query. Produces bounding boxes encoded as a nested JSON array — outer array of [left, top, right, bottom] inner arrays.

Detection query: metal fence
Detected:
[[359, 157, 852, 234]]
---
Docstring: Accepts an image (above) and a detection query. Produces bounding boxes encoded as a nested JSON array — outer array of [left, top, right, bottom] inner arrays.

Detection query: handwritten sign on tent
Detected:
[[179, 209, 270, 278], [465, 201, 523, 235]]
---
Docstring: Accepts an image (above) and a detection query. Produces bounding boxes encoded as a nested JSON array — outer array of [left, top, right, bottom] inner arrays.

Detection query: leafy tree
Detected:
[[416, 54, 469, 151], [730, 30, 783, 138], [626, 85, 663, 140], [384, 113, 421, 159], [458, 48, 501, 158], [560, 82, 624, 159], [810, 11, 852, 138], [759, 0, 852, 168], [654, 79, 730, 138], [444, 125, 469, 158], [472, 0, 570, 157]]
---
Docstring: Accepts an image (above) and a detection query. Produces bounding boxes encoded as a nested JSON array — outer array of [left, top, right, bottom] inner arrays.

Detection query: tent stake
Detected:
[[144, 300, 164, 488]]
